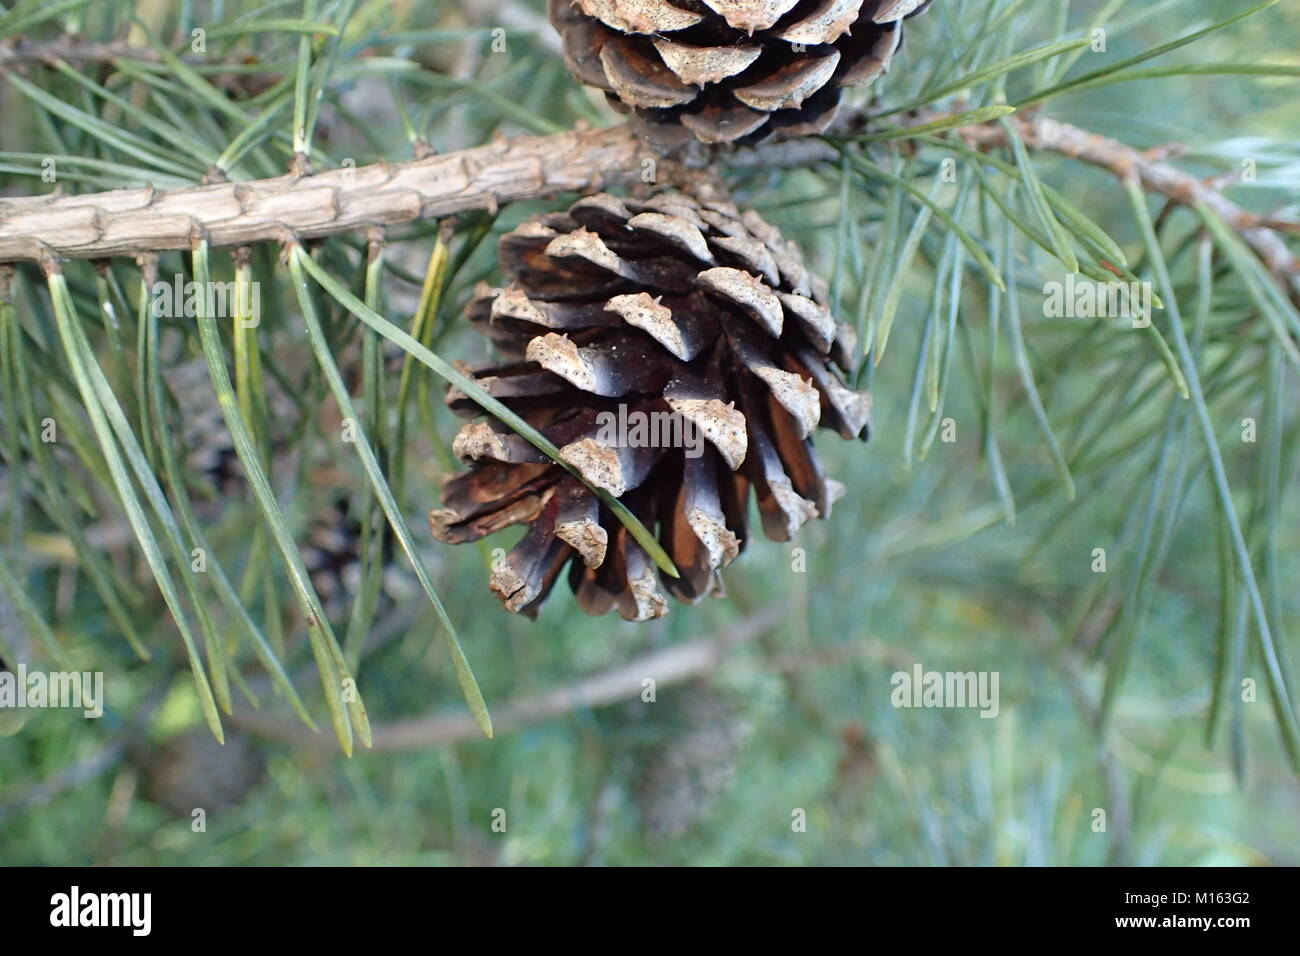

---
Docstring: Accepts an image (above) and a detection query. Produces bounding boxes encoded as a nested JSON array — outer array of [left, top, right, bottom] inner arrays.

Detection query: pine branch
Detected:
[[0, 37, 167, 70], [948, 110, 1300, 304], [231, 604, 784, 750], [0, 36, 277, 96], [0, 119, 829, 263], [0, 123, 647, 262], [5, 109, 1296, 319]]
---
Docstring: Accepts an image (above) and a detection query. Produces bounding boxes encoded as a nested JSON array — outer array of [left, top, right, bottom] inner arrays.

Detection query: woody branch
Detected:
[[1, 110, 1296, 309], [948, 111, 1300, 304], [232, 605, 785, 750]]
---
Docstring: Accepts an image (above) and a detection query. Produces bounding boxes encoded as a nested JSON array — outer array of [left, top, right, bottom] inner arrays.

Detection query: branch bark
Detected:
[[1, 108, 1295, 311], [0, 123, 652, 262], [953, 112, 1300, 303], [0, 37, 168, 70], [231, 604, 784, 750]]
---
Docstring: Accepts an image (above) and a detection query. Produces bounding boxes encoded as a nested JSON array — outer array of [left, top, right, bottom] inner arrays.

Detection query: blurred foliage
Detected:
[[0, 0, 1297, 864]]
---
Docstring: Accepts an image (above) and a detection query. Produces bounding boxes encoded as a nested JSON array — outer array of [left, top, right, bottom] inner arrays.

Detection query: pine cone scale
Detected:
[[776, 0, 862, 45], [651, 38, 762, 86], [576, 0, 706, 34]]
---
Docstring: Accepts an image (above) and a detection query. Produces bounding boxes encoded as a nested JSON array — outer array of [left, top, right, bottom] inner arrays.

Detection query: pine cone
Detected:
[[549, 0, 932, 145], [304, 496, 368, 615], [304, 496, 405, 619], [431, 191, 871, 621], [163, 356, 299, 502], [163, 357, 246, 497]]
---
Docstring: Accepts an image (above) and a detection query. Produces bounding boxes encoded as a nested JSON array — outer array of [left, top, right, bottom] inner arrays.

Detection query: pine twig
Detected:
[[3, 108, 1296, 313], [231, 605, 783, 750], [949, 111, 1300, 304], [0, 123, 649, 262], [0, 37, 168, 70]]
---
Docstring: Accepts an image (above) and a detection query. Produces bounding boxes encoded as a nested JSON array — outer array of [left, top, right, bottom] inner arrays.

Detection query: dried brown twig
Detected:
[[231, 605, 784, 749], [0, 37, 167, 70], [950, 111, 1300, 304]]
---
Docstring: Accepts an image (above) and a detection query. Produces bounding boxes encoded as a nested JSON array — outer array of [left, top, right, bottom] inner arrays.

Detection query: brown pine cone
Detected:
[[431, 191, 871, 621], [549, 0, 933, 145], [304, 496, 371, 617]]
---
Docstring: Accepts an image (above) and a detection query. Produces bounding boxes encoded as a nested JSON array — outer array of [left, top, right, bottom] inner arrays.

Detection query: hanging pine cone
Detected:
[[162, 355, 300, 503], [431, 190, 870, 620], [549, 0, 932, 145], [304, 496, 369, 616], [303, 495, 404, 619]]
